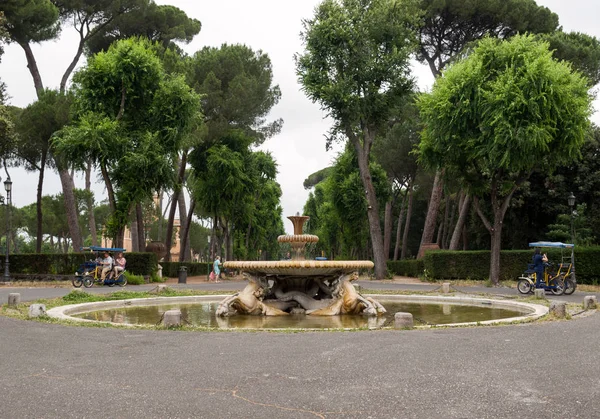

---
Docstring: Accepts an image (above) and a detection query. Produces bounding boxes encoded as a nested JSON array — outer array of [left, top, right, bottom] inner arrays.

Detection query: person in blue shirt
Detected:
[[532, 248, 548, 287], [213, 256, 222, 283]]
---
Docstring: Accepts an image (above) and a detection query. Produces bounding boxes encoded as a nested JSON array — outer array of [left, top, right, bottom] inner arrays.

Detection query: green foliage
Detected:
[[303, 146, 389, 259], [419, 35, 591, 180], [545, 204, 594, 246], [54, 37, 200, 241], [541, 31, 600, 87], [159, 261, 211, 278], [386, 259, 424, 277], [2, 0, 60, 43], [123, 271, 145, 285], [303, 167, 333, 190], [188, 43, 282, 146], [417, 0, 559, 75], [6, 252, 157, 276], [86, 2, 201, 54], [296, 0, 421, 143]]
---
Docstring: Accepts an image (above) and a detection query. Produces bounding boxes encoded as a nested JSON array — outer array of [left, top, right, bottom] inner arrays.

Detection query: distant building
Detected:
[[101, 218, 189, 261]]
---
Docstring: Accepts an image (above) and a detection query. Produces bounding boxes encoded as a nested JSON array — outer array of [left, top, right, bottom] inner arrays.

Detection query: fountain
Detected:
[[216, 215, 386, 317]]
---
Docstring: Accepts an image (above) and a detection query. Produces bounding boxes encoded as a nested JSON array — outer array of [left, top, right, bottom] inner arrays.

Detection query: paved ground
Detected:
[[0, 279, 599, 418]]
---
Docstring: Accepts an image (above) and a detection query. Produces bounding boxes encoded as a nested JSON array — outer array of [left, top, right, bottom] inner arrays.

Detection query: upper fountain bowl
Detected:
[[277, 234, 319, 243]]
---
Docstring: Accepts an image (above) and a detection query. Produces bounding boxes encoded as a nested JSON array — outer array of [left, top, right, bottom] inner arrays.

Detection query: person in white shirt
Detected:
[[99, 251, 114, 280]]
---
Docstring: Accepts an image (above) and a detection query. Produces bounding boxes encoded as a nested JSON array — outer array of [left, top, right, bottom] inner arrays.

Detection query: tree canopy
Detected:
[[296, 0, 421, 279], [418, 34, 592, 284], [54, 37, 200, 245], [417, 0, 559, 75]]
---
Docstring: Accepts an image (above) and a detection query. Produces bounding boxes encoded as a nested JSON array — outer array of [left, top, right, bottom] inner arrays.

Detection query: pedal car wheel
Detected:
[[107, 280, 116, 287], [118, 275, 127, 287], [550, 277, 565, 295], [517, 279, 532, 294], [563, 278, 576, 295], [83, 277, 94, 288], [72, 276, 83, 288]]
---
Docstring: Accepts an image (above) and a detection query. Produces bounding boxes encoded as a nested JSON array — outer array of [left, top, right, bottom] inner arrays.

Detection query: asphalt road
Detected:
[[0, 282, 599, 418]]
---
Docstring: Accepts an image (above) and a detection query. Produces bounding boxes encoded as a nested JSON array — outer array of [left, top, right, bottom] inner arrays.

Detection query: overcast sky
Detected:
[[1, 0, 599, 234]]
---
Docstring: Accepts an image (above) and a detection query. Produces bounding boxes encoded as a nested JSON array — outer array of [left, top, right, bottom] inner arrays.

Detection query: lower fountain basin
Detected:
[[48, 295, 548, 330]]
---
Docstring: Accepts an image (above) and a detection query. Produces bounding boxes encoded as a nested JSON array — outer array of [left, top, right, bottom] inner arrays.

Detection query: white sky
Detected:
[[0, 0, 599, 234]]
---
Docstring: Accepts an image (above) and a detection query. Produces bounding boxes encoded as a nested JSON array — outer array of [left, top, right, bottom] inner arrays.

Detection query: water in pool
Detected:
[[74, 300, 525, 329]]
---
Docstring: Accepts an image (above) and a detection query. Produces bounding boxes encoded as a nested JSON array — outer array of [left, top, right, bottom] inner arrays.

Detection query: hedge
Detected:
[[422, 247, 600, 284], [387, 260, 424, 277], [159, 262, 212, 278], [2, 252, 158, 277]]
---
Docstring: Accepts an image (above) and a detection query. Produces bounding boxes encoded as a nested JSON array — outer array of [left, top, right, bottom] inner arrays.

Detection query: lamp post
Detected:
[[4, 175, 12, 282], [567, 191, 576, 282], [567, 192, 576, 243]]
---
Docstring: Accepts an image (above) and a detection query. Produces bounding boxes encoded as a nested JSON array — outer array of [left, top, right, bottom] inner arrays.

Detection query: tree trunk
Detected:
[[436, 194, 447, 247], [401, 183, 414, 260], [115, 225, 125, 249], [60, 38, 85, 94], [18, 41, 44, 97], [177, 192, 191, 262], [130, 211, 139, 252], [36, 150, 47, 253], [85, 161, 98, 246], [180, 199, 196, 261], [383, 200, 393, 260], [136, 202, 145, 251], [58, 169, 83, 252], [489, 217, 503, 286], [474, 180, 519, 285], [349, 132, 386, 280], [100, 163, 116, 213], [165, 153, 187, 262], [449, 194, 471, 250], [164, 191, 177, 262], [157, 190, 164, 241], [440, 194, 451, 249], [418, 170, 444, 257], [393, 192, 408, 261]]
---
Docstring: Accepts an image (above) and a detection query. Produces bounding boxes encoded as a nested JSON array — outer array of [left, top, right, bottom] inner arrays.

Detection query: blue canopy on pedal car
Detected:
[[528, 241, 574, 248], [81, 246, 126, 252]]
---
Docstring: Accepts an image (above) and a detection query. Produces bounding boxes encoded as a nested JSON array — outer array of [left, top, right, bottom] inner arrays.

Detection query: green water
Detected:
[[74, 300, 525, 329]]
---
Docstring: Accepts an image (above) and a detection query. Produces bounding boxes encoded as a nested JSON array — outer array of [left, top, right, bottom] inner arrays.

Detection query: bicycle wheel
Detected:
[[517, 279, 532, 294], [549, 277, 565, 295], [72, 276, 83, 288], [83, 277, 94, 288], [563, 278, 576, 295]]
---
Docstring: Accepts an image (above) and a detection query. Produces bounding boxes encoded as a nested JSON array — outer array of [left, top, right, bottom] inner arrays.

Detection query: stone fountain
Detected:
[[216, 215, 385, 317]]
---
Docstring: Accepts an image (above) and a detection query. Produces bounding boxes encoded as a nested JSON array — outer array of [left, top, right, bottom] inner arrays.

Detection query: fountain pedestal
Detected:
[[218, 215, 385, 317]]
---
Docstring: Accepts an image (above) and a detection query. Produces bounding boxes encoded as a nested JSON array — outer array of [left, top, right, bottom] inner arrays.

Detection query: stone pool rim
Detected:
[[46, 294, 549, 330]]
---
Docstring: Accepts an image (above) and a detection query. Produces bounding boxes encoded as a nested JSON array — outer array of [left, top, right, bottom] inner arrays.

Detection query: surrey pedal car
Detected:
[[72, 246, 127, 288]]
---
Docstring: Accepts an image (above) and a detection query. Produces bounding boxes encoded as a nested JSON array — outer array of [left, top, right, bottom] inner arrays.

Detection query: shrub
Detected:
[[386, 260, 424, 277], [124, 271, 145, 285], [3, 252, 158, 277], [159, 262, 211, 278], [422, 247, 599, 284]]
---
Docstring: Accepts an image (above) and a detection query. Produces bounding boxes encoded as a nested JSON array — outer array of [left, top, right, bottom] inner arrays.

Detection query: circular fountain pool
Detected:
[[47, 295, 547, 330]]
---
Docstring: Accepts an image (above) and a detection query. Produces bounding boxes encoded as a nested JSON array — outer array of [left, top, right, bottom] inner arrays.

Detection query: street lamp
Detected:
[[567, 191, 576, 283], [4, 174, 12, 282], [567, 192, 576, 243]]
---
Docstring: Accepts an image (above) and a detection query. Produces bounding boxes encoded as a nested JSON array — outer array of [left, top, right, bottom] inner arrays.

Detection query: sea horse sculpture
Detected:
[[215, 275, 292, 317], [216, 272, 385, 317]]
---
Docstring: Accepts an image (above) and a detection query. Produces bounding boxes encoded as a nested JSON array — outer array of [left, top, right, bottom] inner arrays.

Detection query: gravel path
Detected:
[[0, 281, 598, 418]]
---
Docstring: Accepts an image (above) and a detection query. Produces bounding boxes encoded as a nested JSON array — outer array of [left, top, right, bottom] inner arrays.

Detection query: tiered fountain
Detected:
[[217, 215, 386, 317]]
